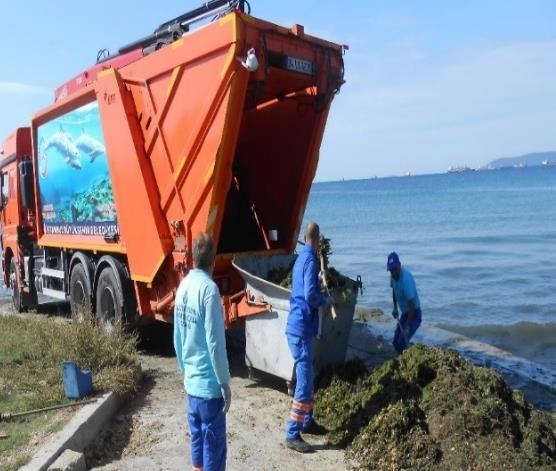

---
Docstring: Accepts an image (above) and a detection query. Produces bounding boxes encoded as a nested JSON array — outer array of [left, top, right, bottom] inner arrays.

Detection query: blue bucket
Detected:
[[61, 361, 93, 399]]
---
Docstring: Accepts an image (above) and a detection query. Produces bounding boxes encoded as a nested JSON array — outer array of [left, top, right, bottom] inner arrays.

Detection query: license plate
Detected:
[[284, 56, 313, 75]]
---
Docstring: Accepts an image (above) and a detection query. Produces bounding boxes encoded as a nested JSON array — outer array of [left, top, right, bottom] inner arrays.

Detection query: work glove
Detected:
[[392, 307, 399, 319], [324, 295, 334, 308], [318, 270, 326, 286], [221, 383, 232, 414]]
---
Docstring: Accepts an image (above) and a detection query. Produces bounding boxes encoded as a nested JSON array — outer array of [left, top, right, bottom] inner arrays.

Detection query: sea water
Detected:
[[304, 166, 556, 375]]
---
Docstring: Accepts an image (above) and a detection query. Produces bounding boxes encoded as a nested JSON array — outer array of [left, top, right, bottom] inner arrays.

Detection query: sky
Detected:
[[0, 1, 555, 180]]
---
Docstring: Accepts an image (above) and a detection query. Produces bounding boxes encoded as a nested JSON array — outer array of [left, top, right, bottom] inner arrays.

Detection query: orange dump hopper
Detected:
[[23, 9, 345, 324]]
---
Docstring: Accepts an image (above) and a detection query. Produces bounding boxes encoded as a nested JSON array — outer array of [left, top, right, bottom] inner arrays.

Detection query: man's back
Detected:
[[391, 267, 421, 313], [174, 268, 230, 399], [286, 245, 321, 339]]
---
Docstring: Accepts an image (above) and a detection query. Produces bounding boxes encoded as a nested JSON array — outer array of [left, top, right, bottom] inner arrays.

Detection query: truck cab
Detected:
[[0, 128, 38, 311]]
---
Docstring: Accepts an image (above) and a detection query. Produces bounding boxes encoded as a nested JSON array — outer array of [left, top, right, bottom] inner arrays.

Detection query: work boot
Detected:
[[303, 420, 328, 436], [285, 436, 313, 453]]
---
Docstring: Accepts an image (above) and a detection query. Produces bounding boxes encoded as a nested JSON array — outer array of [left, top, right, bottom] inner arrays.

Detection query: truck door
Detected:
[[1, 162, 19, 278]]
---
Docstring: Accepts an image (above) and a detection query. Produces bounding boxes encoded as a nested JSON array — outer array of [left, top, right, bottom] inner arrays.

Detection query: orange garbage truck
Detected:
[[0, 1, 346, 332]]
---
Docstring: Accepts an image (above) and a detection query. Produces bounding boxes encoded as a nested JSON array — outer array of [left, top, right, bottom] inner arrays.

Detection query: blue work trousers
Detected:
[[187, 395, 226, 471], [393, 309, 422, 354], [285, 334, 314, 440]]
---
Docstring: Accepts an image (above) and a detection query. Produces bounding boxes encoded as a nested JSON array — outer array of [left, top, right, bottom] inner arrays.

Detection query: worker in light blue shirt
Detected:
[[284, 222, 333, 453], [387, 251, 422, 354], [174, 233, 231, 471]]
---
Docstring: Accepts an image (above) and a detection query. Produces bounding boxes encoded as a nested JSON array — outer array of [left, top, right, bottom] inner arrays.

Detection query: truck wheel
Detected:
[[70, 263, 92, 317], [9, 259, 24, 313], [95, 266, 124, 332]]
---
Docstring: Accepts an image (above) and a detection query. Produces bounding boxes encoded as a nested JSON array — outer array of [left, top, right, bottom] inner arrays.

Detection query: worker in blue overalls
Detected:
[[388, 251, 422, 354], [284, 221, 333, 453]]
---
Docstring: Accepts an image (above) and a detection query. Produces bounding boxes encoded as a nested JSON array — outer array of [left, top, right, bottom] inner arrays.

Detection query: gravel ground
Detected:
[[83, 323, 382, 471], [0, 294, 389, 471]]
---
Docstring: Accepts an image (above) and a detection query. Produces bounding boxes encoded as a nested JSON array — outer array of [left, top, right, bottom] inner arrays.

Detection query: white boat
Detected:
[[447, 166, 474, 173]]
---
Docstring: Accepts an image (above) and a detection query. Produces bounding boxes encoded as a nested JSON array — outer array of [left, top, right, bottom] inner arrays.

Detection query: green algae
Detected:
[[267, 264, 294, 289], [266, 235, 358, 302], [316, 359, 369, 391], [314, 344, 556, 470]]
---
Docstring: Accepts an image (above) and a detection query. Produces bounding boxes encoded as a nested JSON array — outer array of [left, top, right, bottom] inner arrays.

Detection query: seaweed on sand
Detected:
[[315, 358, 369, 391], [314, 344, 556, 470]]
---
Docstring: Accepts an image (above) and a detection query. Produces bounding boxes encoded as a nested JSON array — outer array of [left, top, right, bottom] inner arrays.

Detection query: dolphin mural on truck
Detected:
[[36, 100, 116, 234], [75, 129, 105, 162], [38, 125, 82, 177]]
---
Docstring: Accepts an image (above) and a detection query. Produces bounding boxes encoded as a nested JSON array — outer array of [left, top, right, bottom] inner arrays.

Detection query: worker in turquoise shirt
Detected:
[[284, 221, 333, 453], [174, 233, 231, 471], [388, 251, 422, 354]]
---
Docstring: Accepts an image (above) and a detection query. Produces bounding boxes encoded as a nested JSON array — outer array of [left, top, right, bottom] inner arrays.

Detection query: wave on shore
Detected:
[[437, 321, 556, 371]]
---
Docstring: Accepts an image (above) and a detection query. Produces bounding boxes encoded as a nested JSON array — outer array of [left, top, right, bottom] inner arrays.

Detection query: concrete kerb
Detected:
[[21, 391, 120, 471]]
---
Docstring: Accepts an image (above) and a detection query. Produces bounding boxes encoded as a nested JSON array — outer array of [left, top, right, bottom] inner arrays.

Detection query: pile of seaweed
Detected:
[[314, 345, 555, 470], [267, 236, 358, 301], [267, 264, 293, 289]]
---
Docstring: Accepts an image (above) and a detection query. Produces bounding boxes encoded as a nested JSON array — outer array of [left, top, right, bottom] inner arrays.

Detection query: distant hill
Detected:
[[486, 151, 556, 169]]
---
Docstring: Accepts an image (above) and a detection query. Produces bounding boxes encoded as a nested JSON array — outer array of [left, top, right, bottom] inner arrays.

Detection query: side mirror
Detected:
[[0, 173, 5, 210], [19, 160, 35, 210]]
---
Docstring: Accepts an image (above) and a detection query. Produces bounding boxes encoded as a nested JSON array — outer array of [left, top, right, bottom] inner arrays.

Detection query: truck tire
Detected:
[[70, 263, 92, 317], [9, 259, 24, 313], [95, 266, 124, 332]]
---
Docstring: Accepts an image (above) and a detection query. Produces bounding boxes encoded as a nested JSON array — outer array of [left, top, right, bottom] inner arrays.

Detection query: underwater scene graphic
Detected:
[[36, 101, 118, 236]]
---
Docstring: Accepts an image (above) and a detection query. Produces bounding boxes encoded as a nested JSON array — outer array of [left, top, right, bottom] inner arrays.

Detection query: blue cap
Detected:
[[387, 252, 400, 271]]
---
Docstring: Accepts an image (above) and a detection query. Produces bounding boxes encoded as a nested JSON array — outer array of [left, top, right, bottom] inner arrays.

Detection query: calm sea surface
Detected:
[[304, 166, 556, 370]]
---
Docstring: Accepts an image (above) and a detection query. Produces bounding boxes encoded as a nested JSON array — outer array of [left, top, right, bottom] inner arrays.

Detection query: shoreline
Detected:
[[1, 293, 554, 411]]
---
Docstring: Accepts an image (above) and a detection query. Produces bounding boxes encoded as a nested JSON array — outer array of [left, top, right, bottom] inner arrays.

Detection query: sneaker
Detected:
[[285, 436, 313, 453], [303, 420, 328, 435]]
